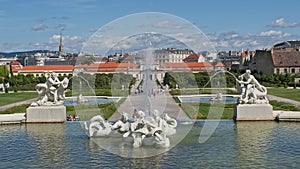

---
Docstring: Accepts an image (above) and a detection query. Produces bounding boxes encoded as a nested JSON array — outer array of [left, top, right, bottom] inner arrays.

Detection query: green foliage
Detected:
[[79, 56, 96, 65], [163, 71, 238, 89], [163, 72, 198, 89], [163, 70, 297, 89], [252, 71, 294, 87], [0, 65, 9, 77]]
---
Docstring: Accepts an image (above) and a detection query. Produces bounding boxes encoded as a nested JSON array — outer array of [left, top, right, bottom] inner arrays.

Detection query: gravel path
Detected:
[[0, 98, 36, 112], [268, 94, 300, 107], [109, 81, 190, 121]]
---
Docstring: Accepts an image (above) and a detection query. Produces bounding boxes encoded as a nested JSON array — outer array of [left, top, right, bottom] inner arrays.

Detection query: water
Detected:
[[1, 121, 300, 168], [63, 97, 115, 106], [179, 96, 238, 104]]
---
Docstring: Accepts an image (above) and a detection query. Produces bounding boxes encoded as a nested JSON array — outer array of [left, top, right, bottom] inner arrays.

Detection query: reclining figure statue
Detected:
[[83, 109, 177, 148]]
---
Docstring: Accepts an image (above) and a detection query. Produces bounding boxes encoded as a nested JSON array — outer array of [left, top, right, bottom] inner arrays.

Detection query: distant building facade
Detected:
[[155, 48, 194, 66], [249, 41, 300, 75]]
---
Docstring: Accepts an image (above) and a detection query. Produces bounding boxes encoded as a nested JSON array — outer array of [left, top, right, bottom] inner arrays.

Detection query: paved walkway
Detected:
[[109, 81, 190, 121], [268, 94, 300, 107], [0, 98, 36, 112]]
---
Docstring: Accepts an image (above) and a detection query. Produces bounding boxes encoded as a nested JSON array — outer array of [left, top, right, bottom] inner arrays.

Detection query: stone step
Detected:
[[0, 113, 26, 124]]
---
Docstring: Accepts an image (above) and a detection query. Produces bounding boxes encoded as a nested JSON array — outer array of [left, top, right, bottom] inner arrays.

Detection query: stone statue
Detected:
[[83, 109, 177, 148], [237, 70, 268, 104], [34, 72, 69, 106]]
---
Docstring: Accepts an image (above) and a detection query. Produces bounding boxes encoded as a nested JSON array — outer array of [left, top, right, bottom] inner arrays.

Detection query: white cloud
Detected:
[[206, 30, 300, 51], [151, 21, 186, 30], [32, 24, 48, 31], [260, 30, 283, 37], [268, 18, 300, 28]]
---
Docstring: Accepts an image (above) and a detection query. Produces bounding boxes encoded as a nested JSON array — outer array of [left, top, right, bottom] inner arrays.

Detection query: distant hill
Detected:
[[0, 50, 57, 58]]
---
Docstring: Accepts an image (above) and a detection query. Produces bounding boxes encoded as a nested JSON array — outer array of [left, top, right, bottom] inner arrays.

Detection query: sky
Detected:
[[1, 0, 300, 53]]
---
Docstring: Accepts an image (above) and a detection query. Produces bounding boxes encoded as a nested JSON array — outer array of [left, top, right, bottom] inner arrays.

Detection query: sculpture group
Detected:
[[237, 70, 269, 104], [33, 72, 69, 106], [84, 109, 177, 148]]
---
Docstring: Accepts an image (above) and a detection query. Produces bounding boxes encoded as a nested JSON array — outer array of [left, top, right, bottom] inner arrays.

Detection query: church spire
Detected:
[[59, 32, 64, 56]]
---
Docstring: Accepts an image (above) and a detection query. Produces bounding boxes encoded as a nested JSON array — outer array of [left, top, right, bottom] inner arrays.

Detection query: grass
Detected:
[[270, 100, 300, 111], [66, 98, 126, 121], [180, 102, 235, 119], [268, 87, 300, 102], [0, 104, 30, 114], [0, 92, 37, 106]]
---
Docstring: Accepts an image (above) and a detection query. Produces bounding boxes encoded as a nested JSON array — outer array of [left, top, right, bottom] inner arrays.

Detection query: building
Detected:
[[12, 63, 74, 77], [155, 48, 194, 66], [160, 62, 214, 72], [273, 40, 300, 50], [183, 53, 205, 62], [249, 48, 300, 75], [59, 33, 64, 56], [217, 51, 241, 70]]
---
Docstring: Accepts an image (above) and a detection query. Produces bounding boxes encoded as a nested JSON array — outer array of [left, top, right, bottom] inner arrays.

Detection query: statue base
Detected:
[[234, 104, 274, 121], [26, 105, 66, 123]]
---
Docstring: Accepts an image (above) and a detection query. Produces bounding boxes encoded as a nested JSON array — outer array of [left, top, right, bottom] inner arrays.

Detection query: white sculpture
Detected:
[[237, 70, 268, 104], [34, 72, 69, 106], [83, 109, 177, 148], [84, 115, 112, 137]]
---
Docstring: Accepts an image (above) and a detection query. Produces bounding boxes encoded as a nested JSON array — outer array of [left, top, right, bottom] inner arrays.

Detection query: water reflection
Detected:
[[88, 137, 167, 168], [1, 121, 300, 168], [235, 122, 275, 168], [25, 123, 67, 168]]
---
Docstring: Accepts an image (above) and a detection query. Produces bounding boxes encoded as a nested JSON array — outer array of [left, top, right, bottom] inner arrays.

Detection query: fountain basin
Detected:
[[178, 95, 238, 104], [63, 96, 121, 106]]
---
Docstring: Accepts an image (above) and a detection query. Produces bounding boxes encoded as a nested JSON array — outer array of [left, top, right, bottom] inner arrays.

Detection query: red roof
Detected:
[[272, 50, 300, 67], [214, 62, 225, 67], [242, 51, 248, 57], [11, 61, 21, 65], [161, 62, 213, 71], [13, 65, 74, 72], [183, 54, 200, 61], [75, 62, 138, 72]]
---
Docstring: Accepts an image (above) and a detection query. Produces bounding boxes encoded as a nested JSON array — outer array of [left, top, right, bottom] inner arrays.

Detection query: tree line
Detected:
[[163, 70, 300, 89]]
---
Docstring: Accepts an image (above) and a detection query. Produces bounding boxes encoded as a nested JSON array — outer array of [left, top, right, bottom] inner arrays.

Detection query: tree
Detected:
[[80, 56, 96, 65]]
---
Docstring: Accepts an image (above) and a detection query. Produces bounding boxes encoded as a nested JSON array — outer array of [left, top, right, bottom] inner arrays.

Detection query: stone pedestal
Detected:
[[234, 104, 274, 121], [26, 105, 66, 123]]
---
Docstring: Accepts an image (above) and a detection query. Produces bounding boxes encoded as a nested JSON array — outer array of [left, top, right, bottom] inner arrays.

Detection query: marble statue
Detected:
[[34, 72, 69, 106], [83, 109, 177, 148], [237, 70, 268, 104]]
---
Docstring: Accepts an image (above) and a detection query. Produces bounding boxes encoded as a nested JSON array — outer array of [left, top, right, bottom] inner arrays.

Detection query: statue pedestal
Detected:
[[26, 105, 66, 123], [234, 104, 274, 121]]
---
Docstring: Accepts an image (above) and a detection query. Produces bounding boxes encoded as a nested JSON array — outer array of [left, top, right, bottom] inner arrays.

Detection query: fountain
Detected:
[[83, 109, 177, 148], [76, 81, 88, 103], [202, 69, 273, 121]]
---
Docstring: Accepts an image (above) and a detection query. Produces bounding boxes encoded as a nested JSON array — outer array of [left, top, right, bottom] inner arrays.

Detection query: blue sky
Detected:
[[1, 0, 300, 53]]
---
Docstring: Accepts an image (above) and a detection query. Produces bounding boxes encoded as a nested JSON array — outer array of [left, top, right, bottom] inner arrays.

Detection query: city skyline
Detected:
[[1, 0, 300, 53]]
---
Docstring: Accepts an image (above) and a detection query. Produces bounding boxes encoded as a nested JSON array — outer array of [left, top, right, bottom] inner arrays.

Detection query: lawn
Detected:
[[0, 92, 37, 106], [180, 102, 235, 119], [268, 88, 300, 102], [0, 104, 30, 114]]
